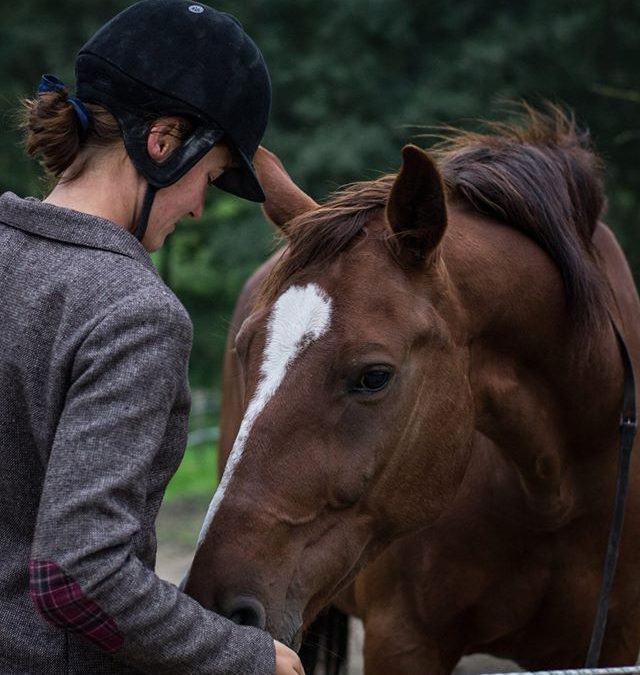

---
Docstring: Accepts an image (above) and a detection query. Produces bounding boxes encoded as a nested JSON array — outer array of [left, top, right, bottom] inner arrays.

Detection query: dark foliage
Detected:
[[2, 0, 639, 385]]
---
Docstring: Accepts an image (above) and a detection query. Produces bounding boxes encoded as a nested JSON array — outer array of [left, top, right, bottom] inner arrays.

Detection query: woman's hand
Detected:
[[274, 640, 305, 675]]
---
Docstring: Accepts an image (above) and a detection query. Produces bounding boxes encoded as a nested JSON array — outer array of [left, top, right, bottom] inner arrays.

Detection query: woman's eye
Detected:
[[351, 368, 393, 394]]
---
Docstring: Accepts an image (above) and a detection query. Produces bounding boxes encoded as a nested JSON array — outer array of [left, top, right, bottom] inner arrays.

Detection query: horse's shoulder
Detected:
[[593, 221, 630, 265], [592, 221, 640, 368], [593, 222, 640, 314]]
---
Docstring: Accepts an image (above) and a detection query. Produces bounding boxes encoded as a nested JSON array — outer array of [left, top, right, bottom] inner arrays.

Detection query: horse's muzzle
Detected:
[[222, 594, 267, 630]]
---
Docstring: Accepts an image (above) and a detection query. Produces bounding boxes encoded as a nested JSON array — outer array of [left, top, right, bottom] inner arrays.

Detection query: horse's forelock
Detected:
[[258, 176, 395, 305]]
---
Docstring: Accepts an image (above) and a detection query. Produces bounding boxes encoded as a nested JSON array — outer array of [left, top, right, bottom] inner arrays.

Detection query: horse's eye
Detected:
[[352, 368, 393, 394]]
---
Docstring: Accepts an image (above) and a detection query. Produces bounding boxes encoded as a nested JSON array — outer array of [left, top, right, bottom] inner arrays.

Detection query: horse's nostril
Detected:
[[225, 594, 266, 630]]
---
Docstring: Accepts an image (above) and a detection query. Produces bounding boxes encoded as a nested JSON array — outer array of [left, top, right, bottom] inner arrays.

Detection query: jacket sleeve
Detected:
[[29, 289, 275, 675]]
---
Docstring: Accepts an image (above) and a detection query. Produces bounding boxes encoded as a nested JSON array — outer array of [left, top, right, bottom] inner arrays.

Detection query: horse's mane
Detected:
[[261, 104, 607, 330]]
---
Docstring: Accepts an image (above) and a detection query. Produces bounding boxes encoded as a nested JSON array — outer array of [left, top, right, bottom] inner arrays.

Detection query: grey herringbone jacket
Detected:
[[0, 193, 275, 674]]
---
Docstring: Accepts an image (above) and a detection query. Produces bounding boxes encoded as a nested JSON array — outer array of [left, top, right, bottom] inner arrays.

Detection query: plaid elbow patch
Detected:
[[29, 559, 124, 654]]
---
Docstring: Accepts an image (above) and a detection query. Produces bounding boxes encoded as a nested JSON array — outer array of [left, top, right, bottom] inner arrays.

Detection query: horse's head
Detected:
[[184, 146, 475, 646]]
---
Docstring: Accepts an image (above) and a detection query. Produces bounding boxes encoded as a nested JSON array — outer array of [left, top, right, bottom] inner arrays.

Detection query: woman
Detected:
[[0, 1, 303, 674]]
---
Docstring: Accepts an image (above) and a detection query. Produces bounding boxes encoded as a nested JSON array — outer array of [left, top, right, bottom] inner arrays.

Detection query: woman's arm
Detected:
[[29, 289, 276, 675]]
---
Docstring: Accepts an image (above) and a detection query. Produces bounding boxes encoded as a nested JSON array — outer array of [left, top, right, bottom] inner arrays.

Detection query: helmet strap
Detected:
[[135, 183, 158, 242]]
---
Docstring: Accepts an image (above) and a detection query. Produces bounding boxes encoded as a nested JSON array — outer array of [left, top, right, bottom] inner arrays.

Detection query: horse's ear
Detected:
[[253, 146, 318, 233], [386, 145, 447, 266]]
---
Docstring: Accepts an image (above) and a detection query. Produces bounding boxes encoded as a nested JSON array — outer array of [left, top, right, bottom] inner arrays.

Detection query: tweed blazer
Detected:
[[0, 193, 275, 675]]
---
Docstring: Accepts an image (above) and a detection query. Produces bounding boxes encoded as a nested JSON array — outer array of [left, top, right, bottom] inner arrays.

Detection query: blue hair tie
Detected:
[[38, 74, 92, 141]]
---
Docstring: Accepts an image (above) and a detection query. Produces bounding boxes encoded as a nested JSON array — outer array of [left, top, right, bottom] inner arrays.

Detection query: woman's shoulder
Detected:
[[1, 191, 190, 327], [71, 253, 192, 334]]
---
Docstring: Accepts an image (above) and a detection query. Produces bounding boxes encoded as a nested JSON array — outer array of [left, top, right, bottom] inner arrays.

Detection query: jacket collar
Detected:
[[0, 192, 157, 274]]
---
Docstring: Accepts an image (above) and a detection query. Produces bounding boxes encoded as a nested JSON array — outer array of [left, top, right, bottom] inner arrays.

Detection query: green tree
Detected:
[[2, 0, 639, 388]]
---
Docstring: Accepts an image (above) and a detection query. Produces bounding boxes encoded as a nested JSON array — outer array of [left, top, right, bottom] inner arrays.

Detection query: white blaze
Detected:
[[196, 283, 333, 546]]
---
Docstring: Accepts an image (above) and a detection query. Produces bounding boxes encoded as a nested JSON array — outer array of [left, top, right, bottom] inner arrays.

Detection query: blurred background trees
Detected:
[[2, 0, 639, 393]]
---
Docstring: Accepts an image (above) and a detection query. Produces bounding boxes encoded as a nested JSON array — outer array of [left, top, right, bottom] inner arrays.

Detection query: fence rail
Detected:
[[479, 668, 640, 675]]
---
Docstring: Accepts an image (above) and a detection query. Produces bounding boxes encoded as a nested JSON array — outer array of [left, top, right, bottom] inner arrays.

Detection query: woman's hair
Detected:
[[21, 86, 194, 181], [21, 88, 122, 180]]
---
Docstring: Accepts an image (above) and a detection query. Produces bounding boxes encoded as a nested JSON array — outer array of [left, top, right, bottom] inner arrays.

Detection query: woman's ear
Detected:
[[146, 117, 185, 163]]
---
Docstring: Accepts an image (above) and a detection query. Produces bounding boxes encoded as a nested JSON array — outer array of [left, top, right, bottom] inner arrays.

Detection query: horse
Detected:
[[183, 106, 640, 674]]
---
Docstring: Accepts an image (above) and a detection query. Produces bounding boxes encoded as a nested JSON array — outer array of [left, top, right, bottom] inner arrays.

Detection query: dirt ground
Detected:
[[155, 498, 521, 675]]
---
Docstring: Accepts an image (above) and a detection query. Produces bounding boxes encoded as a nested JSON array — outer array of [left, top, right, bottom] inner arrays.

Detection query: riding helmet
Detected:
[[75, 0, 271, 202]]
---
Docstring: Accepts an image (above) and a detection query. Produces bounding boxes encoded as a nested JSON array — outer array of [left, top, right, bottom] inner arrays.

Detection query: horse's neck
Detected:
[[443, 208, 623, 526]]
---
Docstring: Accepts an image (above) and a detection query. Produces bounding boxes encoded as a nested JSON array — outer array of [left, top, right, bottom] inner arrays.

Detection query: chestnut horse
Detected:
[[184, 108, 640, 673]]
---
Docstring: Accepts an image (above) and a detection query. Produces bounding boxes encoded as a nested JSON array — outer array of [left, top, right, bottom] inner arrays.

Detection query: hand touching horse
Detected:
[[184, 108, 640, 674]]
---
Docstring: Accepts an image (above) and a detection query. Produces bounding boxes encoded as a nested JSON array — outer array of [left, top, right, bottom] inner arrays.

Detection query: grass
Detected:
[[163, 442, 219, 503]]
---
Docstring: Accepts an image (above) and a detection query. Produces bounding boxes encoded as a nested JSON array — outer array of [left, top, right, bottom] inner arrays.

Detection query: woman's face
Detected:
[[142, 143, 233, 252]]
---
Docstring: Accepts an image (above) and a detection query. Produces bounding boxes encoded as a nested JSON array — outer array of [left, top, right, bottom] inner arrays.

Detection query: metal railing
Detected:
[[478, 668, 640, 675]]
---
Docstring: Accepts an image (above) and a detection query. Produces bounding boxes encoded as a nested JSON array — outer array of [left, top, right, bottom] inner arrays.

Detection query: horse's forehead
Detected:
[[329, 243, 422, 315], [263, 282, 333, 374], [254, 231, 418, 354]]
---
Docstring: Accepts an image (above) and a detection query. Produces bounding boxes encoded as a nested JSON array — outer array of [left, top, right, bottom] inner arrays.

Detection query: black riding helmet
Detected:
[[75, 0, 271, 240]]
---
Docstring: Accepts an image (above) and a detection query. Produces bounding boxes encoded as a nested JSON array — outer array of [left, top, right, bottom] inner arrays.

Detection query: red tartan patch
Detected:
[[29, 559, 124, 653]]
